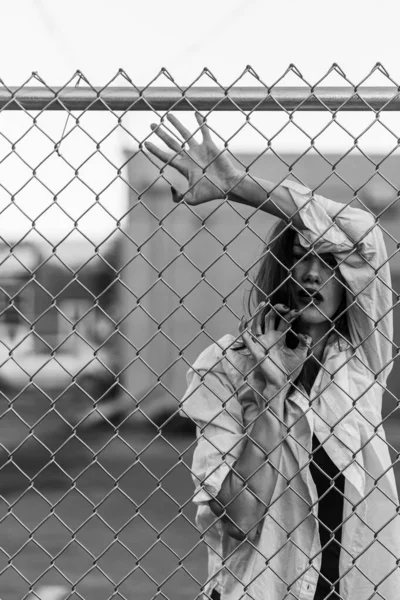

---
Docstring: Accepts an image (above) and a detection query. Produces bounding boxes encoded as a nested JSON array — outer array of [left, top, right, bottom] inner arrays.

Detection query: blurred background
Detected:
[[0, 1, 400, 599]]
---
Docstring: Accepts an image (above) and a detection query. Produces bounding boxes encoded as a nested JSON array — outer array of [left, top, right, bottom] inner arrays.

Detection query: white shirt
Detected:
[[181, 180, 400, 600]]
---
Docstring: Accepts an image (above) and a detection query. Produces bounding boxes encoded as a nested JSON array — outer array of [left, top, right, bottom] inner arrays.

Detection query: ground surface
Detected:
[[0, 388, 399, 600]]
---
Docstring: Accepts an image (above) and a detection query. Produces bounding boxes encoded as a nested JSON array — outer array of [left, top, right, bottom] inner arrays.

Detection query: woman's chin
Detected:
[[297, 303, 331, 324]]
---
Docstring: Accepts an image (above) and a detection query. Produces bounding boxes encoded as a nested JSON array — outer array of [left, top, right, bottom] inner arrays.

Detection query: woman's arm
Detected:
[[146, 115, 393, 388], [145, 113, 304, 228], [209, 383, 287, 542], [210, 307, 310, 541], [227, 173, 305, 229], [145, 113, 381, 249]]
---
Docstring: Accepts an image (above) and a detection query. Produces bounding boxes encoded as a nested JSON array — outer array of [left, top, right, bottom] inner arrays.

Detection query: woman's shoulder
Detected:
[[191, 334, 241, 369], [190, 333, 251, 386]]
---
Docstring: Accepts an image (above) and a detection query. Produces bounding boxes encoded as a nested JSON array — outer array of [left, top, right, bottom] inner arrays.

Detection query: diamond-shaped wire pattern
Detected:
[[0, 66, 400, 600]]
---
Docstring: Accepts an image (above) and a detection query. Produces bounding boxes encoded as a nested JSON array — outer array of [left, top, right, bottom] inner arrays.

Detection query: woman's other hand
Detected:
[[145, 113, 239, 204], [240, 303, 311, 393]]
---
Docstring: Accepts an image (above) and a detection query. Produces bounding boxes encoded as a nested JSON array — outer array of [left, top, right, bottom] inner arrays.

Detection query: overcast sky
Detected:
[[0, 0, 398, 250], [1, 0, 399, 85]]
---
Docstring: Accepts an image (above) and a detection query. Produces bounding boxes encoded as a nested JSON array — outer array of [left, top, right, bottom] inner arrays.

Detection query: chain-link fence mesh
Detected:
[[0, 65, 400, 600]]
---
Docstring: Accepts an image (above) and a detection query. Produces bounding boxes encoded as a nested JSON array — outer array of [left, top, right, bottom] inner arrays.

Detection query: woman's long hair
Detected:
[[246, 219, 350, 393]]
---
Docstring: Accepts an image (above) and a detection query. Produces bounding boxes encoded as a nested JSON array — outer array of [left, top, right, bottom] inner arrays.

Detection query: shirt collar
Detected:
[[325, 331, 352, 354]]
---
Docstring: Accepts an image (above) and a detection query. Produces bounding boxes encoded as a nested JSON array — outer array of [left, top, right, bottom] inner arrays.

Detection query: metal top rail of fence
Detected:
[[1, 85, 400, 111]]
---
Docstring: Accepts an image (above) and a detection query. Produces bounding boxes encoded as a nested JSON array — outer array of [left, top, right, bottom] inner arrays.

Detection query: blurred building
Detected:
[[0, 239, 119, 397]]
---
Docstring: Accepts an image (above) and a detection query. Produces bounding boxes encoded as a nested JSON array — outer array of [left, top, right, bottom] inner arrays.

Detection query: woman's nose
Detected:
[[302, 257, 322, 282]]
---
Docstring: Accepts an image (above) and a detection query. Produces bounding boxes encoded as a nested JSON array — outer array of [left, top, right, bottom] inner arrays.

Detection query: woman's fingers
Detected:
[[242, 330, 265, 363], [238, 315, 245, 334], [144, 141, 185, 175], [150, 123, 181, 152], [195, 112, 212, 143], [276, 308, 300, 333], [170, 186, 184, 203], [263, 308, 275, 333], [251, 302, 265, 336], [144, 141, 175, 165], [167, 114, 197, 147], [264, 304, 290, 333], [297, 333, 312, 351], [240, 318, 266, 363]]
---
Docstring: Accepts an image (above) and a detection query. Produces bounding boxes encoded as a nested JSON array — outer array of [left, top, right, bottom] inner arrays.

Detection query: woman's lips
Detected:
[[297, 290, 323, 304]]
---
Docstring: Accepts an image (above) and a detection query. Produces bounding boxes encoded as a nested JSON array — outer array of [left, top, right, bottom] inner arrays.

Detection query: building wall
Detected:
[[0, 246, 118, 392]]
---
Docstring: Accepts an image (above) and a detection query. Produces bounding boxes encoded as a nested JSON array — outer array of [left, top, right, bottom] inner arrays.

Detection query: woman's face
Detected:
[[291, 235, 345, 325]]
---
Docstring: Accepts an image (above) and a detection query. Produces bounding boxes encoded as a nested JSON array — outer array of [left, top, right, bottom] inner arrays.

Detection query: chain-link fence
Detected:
[[0, 65, 400, 600]]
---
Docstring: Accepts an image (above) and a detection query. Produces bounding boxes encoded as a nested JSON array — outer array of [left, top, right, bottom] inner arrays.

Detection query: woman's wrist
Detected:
[[224, 169, 244, 196], [262, 382, 289, 420], [225, 172, 300, 225], [226, 170, 272, 206]]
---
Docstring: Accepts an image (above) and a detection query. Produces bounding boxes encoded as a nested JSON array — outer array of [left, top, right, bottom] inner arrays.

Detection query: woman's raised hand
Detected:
[[240, 303, 311, 393], [145, 113, 239, 205]]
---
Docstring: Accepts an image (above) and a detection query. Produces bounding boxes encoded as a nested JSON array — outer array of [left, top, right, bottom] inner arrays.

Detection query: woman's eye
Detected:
[[292, 253, 336, 267], [322, 255, 337, 268]]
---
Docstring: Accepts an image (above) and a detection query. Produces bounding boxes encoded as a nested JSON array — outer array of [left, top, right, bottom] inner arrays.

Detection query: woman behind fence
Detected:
[[145, 114, 400, 600]]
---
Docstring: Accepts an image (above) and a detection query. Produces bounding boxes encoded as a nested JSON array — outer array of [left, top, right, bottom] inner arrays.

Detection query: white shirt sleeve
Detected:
[[281, 179, 393, 386], [180, 341, 246, 505]]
